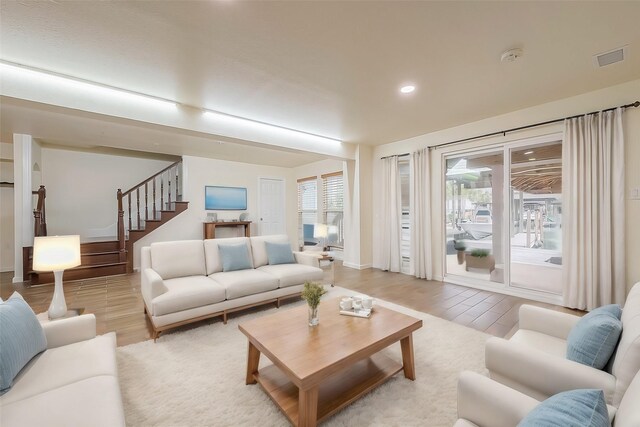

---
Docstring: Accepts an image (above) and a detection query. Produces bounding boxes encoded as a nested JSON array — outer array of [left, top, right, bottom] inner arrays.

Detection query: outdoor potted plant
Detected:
[[301, 281, 327, 326], [465, 249, 496, 273], [454, 240, 467, 265]]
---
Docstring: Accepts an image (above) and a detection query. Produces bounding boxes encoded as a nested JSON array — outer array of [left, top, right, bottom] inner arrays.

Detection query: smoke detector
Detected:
[[501, 48, 523, 63]]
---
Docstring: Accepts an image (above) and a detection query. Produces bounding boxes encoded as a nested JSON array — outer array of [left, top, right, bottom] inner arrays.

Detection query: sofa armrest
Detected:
[[293, 251, 320, 267], [485, 337, 617, 404], [519, 305, 581, 340], [457, 371, 539, 427], [42, 314, 97, 349], [141, 268, 168, 312]]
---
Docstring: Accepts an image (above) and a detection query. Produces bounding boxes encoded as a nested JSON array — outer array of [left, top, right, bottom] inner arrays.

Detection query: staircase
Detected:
[[23, 160, 188, 284]]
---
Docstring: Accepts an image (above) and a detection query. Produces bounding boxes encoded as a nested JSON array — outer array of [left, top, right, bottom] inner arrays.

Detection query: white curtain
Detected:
[[381, 156, 402, 272], [410, 148, 433, 279], [563, 107, 626, 310]]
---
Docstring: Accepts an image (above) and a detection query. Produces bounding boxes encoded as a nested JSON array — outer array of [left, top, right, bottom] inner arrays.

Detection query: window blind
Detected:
[[322, 172, 344, 246], [297, 179, 317, 243]]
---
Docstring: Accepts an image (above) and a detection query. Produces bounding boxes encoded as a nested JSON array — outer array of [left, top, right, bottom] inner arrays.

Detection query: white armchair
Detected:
[[455, 370, 640, 426], [485, 282, 640, 407]]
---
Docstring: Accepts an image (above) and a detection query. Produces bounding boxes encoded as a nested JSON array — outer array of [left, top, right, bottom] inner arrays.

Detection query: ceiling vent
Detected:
[[594, 47, 626, 67]]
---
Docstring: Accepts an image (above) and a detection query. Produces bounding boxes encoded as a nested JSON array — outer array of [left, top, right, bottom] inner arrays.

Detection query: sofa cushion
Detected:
[[209, 270, 278, 300], [1, 375, 125, 427], [151, 276, 226, 317], [0, 332, 117, 406], [218, 243, 253, 272], [0, 293, 47, 394], [518, 389, 608, 427], [150, 240, 205, 280], [610, 282, 640, 404], [258, 264, 324, 288], [265, 241, 295, 265], [567, 305, 623, 370], [250, 235, 290, 268], [204, 237, 252, 275], [510, 330, 567, 358]]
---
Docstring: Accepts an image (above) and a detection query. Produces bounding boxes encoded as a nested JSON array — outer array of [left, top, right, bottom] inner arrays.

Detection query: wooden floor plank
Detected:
[[0, 263, 581, 346]]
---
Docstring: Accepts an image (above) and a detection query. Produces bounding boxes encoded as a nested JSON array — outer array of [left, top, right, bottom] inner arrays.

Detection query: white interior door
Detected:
[[259, 177, 285, 235]]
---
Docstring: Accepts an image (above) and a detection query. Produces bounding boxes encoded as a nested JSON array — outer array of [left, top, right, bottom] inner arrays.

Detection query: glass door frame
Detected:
[[441, 132, 564, 305]]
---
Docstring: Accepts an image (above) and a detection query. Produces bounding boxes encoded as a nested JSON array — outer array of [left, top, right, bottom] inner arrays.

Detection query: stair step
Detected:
[[29, 262, 128, 285]]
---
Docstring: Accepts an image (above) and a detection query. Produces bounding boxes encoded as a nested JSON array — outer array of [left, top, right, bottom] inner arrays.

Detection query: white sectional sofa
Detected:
[[141, 235, 324, 340], [0, 314, 125, 427]]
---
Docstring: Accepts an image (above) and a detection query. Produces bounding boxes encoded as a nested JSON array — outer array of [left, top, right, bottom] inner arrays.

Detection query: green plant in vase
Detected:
[[301, 281, 327, 326]]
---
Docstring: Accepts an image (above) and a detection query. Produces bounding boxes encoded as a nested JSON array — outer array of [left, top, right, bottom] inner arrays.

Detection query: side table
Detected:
[[318, 254, 335, 287]]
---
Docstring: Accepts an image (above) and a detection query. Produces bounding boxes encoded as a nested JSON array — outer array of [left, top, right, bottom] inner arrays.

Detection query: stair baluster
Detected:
[[136, 188, 141, 230], [168, 169, 172, 207], [153, 177, 157, 219], [144, 182, 148, 221], [128, 193, 132, 231]]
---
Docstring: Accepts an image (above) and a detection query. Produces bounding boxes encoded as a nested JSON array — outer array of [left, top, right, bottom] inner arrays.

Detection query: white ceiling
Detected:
[[1, 1, 640, 153]]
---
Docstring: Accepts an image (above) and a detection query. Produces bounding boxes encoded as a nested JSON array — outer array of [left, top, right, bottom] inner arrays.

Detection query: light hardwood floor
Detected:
[[0, 263, 582, 346]]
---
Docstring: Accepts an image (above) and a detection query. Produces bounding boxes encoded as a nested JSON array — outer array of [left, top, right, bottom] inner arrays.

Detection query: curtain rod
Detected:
[[380, 100, 639, 160]]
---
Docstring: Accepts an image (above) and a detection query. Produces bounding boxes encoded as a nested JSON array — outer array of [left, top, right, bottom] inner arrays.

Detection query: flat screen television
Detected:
[[205, 186, 247, 210]]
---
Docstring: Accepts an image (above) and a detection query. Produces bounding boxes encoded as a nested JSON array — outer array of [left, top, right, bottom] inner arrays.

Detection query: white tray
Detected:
[[339, 307, 373, 318]]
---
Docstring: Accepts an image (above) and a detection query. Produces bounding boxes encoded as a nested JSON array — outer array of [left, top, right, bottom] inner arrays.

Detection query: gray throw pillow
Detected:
[[566, 304, 622, 369]]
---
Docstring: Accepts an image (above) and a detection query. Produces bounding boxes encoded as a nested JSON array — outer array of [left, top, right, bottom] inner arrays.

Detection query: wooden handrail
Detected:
[[117, 159, 182, 254], [121, 160, 182, 197]]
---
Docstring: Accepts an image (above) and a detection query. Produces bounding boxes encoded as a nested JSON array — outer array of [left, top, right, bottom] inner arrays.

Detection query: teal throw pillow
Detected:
[[0, 293, 47, 395], [265, 242, 295, 265], [596, 304, 622, 320], [218, 243, 252, 272], [566, 304, 623, 369], [518, 389, 608, 427]]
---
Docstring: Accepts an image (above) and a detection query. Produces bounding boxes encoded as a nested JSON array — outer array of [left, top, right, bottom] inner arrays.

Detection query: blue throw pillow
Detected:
[[0, 293, 47, 394], [265, 242, 295, 265], [218, 243, 252, 272], [566, 305, 623, 369], [518, 389, 608, 427]]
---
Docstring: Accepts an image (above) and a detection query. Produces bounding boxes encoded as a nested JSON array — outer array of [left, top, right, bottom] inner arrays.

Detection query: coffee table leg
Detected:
[[400, 334, 416, 380], [246, 341, 260, 385], [298, 386, 319, 427]]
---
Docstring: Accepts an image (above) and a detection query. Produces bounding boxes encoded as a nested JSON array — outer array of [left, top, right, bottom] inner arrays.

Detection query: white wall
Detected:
[[133, 155, 297, 270], [372, 79, 640, 293], [40, 147, 173, 238], [1, 142, 14, 272]]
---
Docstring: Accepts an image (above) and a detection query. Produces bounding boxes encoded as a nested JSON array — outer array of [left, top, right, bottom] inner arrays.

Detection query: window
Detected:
[[399, 159, 410, 274], [322, 172, 344, 247], [297, 177, 317, 245]]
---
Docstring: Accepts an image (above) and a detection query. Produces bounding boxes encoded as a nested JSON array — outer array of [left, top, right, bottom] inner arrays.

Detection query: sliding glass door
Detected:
[[444, 136, 563, 299], [509, 141, 562, 294], [445, 150, 504, 285]]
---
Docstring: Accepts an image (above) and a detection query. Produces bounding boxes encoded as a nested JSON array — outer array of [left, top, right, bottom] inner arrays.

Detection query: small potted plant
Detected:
[[465, 249, 495, 273], [453, 240, 467, 265], [301, 281, 327, 326]]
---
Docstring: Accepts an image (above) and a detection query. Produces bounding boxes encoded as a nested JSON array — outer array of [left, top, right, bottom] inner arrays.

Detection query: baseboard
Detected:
[[342, 262, 373, 270], [433, 275, 444, 281], [12, 275, 23, 283]]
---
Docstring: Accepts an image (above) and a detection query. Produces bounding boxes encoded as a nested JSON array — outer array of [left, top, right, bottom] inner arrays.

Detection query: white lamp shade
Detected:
[[33, 235, 81, 272], [313, 223, 328, 239]]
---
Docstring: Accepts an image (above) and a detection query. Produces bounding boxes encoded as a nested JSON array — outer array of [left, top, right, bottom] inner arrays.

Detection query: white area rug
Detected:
[[117, 287, 490, 426]]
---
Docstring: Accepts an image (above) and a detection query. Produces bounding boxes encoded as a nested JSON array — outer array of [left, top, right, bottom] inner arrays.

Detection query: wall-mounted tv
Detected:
[[205, 186, 247, 210]]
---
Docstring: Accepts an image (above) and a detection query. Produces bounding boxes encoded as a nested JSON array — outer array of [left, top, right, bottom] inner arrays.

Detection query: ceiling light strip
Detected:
[[202, 109, 342, 145], [0, 60, 178, 108]]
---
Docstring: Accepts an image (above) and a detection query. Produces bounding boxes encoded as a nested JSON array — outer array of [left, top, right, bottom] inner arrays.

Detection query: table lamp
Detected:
[[32, 235, 81, 319], [313, 223, 328, 251]]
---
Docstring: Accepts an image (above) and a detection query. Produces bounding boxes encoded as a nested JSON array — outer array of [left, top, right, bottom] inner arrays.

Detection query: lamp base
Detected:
[[48, 270, 68, 320]]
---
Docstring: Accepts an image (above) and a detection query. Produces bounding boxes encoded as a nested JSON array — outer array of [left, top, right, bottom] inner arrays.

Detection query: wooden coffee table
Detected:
[[238, 297, 423, 427]]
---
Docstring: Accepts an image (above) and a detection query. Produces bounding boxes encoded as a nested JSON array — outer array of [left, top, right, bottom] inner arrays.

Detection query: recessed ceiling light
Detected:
[[400, 85, 415, 94], [529, 158, 536, 161], [524, 150, 534, 155]]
